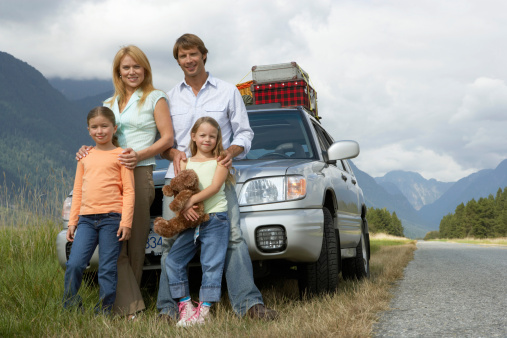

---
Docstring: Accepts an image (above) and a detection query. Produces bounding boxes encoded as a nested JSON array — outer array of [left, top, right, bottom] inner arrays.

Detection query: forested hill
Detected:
[[0, 51, 89, 186], [419, 159, 507, 228], [349, 161, 428, 238], [438, 187, 507, 238]]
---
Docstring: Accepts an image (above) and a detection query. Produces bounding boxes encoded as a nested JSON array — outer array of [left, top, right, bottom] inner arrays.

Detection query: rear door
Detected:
[[310, 122, 360, 246]]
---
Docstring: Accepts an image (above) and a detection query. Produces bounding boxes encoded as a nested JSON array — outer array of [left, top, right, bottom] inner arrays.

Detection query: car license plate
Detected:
[[145, 229, 163, 255]]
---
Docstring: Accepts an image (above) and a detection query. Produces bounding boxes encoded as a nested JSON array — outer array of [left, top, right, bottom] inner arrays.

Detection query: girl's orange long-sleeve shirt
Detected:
[[68, 148, 135, 228]]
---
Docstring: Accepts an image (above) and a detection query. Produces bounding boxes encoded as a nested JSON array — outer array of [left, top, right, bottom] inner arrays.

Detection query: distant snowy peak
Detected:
[[375, 171, 454, 210]]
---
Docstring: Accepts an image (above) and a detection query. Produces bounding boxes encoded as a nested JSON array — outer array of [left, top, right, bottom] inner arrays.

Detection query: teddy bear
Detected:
[[153, 169, 210, 238]]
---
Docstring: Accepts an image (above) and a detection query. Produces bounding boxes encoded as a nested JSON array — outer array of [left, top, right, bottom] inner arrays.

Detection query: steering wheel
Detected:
[[258, 152, 289, 159]]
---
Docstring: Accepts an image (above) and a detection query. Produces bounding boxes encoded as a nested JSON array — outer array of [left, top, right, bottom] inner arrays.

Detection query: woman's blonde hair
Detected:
[[106, 45, 155, 108], [189, 116, 235, 183]]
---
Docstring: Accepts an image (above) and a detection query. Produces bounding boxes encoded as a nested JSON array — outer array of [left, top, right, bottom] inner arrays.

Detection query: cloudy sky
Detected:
[[1, 0, 506, 182]]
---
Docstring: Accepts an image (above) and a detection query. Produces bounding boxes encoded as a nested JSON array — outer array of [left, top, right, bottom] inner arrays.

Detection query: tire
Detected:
[[341, 223, 370, 280], [298, 207, 339, 298]]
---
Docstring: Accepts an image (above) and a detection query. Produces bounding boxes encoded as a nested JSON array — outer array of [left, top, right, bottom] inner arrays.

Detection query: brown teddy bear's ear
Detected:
[[182, 169, 199, 188], [162, 185, 174, 196]]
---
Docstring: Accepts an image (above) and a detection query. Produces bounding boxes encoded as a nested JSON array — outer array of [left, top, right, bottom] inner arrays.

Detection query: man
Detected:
[[157, 33, 278, 322]]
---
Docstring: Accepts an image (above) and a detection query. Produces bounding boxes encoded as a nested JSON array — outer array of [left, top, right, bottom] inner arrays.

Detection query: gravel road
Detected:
[[374, 241, 507, 337]]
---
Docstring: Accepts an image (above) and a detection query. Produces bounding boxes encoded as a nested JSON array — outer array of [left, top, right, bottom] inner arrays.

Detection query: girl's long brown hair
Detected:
[[87, 106, 119, 147]]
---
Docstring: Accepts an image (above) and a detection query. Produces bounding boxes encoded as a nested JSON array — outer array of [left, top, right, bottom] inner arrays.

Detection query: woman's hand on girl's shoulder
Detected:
[[118, 148, 138, 170], [76, 145, 93, 161], [117, 227, 131, 241]]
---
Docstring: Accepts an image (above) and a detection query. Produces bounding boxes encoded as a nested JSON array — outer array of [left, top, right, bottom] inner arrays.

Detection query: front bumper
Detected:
[[55, 222, 163, 271], [56, 230, 100, 270], [241, 208, 324, 263]]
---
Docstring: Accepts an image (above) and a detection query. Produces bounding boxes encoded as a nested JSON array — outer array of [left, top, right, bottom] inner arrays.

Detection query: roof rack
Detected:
[[246, 103, 283, 111]]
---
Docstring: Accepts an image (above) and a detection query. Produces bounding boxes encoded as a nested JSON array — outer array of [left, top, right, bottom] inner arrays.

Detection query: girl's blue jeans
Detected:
[[166, 212, 230, 303], [62, 213, 123, 314]]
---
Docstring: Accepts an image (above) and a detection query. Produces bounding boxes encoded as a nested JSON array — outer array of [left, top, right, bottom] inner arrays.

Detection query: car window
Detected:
[[246, 111, 316, 160], [342, 160, 355, 176], [321, 126, 335, 145], [312, 122, 337, 164]]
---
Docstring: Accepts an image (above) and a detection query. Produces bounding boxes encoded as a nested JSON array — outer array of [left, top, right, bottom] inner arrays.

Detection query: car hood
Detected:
[[233, 159, 312, 183]]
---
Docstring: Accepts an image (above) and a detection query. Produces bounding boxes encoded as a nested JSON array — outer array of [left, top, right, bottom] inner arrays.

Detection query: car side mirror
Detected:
[[327, 141, 359, 162]]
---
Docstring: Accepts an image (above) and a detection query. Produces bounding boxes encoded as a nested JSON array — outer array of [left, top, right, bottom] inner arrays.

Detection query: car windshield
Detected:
[[246, 111, 316, 160], [155, 155, 169, 170]]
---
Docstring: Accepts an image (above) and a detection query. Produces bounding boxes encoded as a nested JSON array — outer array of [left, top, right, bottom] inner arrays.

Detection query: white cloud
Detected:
[[355, 144, 477, 182], [1, 0, 507, 181], [452, 77, 507, 123]]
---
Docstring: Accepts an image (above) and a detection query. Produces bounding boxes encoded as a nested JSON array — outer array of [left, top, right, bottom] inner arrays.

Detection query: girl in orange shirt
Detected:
[[62, 107, 135, 315]]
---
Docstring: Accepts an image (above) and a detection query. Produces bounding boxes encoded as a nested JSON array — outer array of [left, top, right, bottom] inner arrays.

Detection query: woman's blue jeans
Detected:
[[62, 213, 123, 314], [166, 212, 230, 302]]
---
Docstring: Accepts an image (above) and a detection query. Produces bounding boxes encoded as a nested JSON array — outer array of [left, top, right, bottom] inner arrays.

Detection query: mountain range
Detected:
[[0, 51, 90, 186], [1, 51, 506, 238], [350, 160, 507, 238]]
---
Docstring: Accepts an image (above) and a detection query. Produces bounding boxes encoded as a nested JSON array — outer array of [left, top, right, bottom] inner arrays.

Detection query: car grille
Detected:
[[150, 186, 164, 218], [65, 242, 73, 260]]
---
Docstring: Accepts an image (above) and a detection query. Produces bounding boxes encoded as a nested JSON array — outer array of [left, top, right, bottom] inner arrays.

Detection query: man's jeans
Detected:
[[166, 212, 230, 303], [157, 180, 264, 318], [63, 213, 123, 314]]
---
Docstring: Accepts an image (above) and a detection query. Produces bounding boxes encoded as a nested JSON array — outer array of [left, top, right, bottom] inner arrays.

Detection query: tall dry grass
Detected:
[[1, 219, 415, 337], [1, 177, 417, 337], [0, 172, 70, 227]]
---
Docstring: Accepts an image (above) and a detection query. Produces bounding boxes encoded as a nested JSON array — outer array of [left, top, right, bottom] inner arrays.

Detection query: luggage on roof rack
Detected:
[[237, 62, 320, 119], [252, 62, 309, 84], [251, 79, 318, 118]]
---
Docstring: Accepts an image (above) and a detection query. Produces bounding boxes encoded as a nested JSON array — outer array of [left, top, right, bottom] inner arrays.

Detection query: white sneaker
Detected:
[[176, 302, 210, 327], [176, 299, 196, 326]]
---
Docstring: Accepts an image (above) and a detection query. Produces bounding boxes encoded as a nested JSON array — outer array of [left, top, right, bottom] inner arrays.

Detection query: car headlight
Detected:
[[62, 195, 72, 222], [238, 176, 306, 206]]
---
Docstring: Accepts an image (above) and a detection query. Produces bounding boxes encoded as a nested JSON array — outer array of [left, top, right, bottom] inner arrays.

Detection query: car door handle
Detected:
[[352, 179, 357, 185], [341, 174, 348, 182]]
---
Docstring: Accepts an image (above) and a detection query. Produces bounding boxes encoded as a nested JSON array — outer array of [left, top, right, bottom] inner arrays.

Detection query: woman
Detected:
[[77, 45, 173, 318]]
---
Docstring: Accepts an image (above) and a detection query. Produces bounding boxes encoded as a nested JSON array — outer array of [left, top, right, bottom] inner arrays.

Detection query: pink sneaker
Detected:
[[176, 302, 210, 327], [176, 299, 196, 326]]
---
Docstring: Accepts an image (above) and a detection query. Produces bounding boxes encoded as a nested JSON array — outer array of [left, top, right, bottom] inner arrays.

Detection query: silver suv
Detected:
[[56, 105, 369, 296]]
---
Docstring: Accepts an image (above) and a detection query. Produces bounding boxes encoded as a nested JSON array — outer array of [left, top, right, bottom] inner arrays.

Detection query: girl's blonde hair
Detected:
[[190, 116, 235, 183], [106, 45, 155, 108], [87, 106, 119, 147]]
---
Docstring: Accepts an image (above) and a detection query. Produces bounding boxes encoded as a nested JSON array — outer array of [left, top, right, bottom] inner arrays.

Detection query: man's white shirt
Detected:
[[164, 73, 254, 178]]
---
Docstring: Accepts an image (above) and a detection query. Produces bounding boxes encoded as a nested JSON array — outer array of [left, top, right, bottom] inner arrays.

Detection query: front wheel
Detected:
[[342, 224, 370, 280], [298, 207, 339, 297]]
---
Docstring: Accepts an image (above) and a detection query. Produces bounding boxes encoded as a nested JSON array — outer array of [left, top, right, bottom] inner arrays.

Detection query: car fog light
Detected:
[[256, 226, 287, 252]]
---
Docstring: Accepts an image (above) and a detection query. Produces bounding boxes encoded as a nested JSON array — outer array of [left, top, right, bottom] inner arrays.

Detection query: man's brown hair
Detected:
[[173, 33, 209, 64]]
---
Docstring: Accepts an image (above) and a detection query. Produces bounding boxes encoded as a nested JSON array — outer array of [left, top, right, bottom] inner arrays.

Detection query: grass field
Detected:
[[0, 216, 416, 337], [0, 177, 418, 337]]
